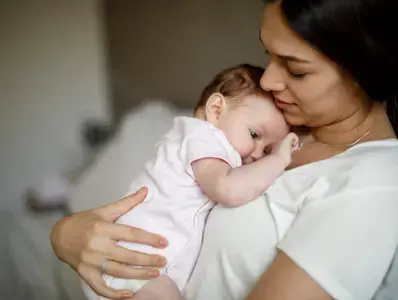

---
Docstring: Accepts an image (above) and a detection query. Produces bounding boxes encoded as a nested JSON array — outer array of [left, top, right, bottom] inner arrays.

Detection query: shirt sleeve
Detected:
[[278, 187, 398, 300], [182, 125, 242, 178]]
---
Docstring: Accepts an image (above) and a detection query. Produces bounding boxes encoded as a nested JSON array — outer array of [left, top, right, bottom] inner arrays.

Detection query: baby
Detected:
[[84, 64, 298, 300]]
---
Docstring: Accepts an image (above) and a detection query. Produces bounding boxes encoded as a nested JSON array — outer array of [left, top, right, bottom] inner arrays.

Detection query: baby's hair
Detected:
[[194, 64, 268, 113]]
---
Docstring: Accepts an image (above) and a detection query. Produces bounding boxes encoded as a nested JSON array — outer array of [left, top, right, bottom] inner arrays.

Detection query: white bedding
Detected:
[[7, 100, 191, 300]]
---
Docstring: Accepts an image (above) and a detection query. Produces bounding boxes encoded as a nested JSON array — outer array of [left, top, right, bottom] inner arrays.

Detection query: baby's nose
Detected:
[[251, 149, 265, 162], [243, 157, 254, 165]]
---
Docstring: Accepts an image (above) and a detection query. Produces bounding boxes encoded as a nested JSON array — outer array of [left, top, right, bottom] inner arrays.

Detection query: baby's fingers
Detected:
[[286, 133, 300, 152]]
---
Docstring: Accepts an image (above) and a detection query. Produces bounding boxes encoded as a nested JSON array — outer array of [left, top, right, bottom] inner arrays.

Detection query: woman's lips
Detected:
[[274, 97, 295, 107]]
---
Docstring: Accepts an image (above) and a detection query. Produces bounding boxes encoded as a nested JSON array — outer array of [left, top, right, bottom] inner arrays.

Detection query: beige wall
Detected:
[[0, 0, 110, 210], [105, 0, 267, 119]]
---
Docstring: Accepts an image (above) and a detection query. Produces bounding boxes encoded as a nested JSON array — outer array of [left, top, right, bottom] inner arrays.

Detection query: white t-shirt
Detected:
[[183, 139, 398, 300], [115, 116, 241, 290]]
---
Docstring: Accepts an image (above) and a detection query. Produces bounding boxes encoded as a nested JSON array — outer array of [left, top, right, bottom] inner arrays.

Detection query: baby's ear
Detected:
[[204, 93, 228, 123]]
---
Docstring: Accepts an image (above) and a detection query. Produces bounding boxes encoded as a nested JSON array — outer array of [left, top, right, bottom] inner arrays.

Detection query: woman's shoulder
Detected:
[[275, 139, 398, 205], [331, 139, 398, 187], [296, 139, 398, 182], [346, 138, 398, 158], [276, 140, 398, 300]]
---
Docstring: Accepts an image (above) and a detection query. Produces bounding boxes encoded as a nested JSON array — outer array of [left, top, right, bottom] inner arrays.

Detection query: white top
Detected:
[[117, 116, 241, 290], [183, 139, 398, 300]]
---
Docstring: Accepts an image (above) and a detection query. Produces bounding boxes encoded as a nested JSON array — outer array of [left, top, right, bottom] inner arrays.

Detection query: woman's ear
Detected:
[[204, 93, 228, 124]]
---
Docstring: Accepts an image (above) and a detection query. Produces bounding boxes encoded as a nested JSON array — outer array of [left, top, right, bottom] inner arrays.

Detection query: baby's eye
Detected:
[[249, 129, 259, 139]]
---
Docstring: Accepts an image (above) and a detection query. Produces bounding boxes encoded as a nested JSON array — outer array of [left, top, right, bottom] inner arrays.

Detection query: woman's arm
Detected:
[[247, 186, 398, 300], [50, 187, 168, 300], [246, 252, 331, 300]]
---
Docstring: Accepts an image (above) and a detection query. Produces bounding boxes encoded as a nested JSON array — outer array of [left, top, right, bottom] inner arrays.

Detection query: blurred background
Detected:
[[0, 0, 266, 299]]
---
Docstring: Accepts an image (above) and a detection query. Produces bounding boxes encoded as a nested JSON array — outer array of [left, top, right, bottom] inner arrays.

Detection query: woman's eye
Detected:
[[288, 69, 307, 79], [249, 129, 259, 139]]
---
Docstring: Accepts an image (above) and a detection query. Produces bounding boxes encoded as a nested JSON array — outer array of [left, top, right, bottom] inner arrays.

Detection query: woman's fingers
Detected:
[[80, 265, 134, 300], [84, 236, 167, 269], [95, 187, 148, 222], [100, 222, 168, 249], [80, 248, 163, 279], [106, 244, 167, 268], [104, 260, 160, 280]]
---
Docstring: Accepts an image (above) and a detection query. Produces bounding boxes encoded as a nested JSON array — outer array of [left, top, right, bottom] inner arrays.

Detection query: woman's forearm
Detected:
[[246, 252, 332, 300]]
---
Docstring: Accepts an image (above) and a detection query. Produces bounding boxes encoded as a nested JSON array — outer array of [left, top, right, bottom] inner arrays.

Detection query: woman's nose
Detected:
[[260, 64, 286, 92]]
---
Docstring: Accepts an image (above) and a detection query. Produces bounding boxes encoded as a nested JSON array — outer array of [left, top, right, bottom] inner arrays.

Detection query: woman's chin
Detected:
[[283, 112, 306, 127]]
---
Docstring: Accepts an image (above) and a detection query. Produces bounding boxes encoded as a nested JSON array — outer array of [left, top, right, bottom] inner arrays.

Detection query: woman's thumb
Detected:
[[96, 187, 148, 221]]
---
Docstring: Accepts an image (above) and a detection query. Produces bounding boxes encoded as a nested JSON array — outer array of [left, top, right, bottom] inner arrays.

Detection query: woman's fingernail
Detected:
[[149, 269, 160, 277], [158, 257, 167, 266], [160, 238, 168, 247], [122, 292, 134, 299]]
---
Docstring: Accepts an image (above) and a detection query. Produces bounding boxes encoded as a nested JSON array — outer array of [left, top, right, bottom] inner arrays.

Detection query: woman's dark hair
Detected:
[[266, 0, 398, 134]]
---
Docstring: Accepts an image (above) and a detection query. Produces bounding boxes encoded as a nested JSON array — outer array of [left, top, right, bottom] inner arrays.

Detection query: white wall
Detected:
[[0, 0, 110, 210]]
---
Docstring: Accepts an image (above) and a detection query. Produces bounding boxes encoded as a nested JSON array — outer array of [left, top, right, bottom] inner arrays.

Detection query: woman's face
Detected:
[[259, 3, 365, 128]]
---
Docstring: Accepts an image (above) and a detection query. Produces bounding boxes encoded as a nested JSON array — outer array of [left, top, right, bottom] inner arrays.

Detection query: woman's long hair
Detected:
[[267, 0, 398, 135]]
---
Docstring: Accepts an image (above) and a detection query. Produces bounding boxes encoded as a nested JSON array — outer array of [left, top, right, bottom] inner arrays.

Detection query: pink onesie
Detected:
[[84, 116, 242, 299]]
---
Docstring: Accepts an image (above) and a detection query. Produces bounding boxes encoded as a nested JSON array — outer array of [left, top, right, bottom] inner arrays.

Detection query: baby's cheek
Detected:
[[236, 139, 256, 160], [223, 126, 254, 159]]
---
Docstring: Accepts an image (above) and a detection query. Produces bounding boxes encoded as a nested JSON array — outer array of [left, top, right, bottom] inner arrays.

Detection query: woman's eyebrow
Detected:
[[259, 30, 310, 64], [279, 54, 310, 64]]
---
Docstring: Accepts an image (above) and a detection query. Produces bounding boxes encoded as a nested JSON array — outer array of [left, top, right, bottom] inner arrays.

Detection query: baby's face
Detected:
[[218, 94, 289, 164]]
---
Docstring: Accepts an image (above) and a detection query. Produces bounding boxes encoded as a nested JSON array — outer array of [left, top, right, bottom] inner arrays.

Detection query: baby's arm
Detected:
[[192, 133, 298, 207]]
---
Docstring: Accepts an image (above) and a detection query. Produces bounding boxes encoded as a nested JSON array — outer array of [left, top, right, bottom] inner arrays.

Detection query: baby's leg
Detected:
[[133, 275, 183, 300]]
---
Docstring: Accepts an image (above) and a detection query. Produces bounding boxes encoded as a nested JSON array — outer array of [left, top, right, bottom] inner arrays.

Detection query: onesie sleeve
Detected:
[[182, 125, 242, 178], [278, 186, 398, 300]]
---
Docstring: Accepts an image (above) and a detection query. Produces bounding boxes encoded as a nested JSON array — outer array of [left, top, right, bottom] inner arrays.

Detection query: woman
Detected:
[[51, 0, 398, 299]]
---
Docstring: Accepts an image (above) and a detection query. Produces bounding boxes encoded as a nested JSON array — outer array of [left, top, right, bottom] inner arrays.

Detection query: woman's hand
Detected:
[[50, 187, 168, 299]]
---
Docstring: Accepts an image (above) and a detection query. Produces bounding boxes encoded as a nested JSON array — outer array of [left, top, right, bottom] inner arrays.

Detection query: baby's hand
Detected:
[[272, 132, 299, 165]]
